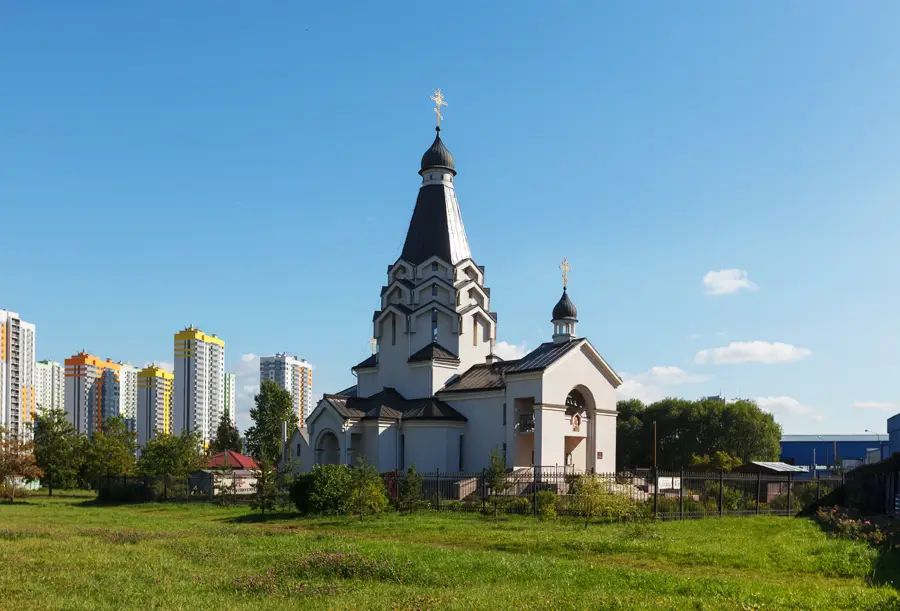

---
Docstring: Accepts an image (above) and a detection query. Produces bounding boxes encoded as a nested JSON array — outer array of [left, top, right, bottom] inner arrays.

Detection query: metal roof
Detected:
[[748, 461, 808, 473], [408, 341, 459, 364], [782, 434, 887, 442], [322, 387, 466, 422]]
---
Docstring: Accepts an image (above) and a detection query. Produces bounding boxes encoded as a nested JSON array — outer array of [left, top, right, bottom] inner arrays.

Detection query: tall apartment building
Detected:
[[0, 310, 36, 439], [224, 372, 236, 425], [64, 352, 121, 436], [173, 326, 225, 446], [260, 353, 313, 426], [137, 365, 173, 447], [118, 363, 138, 432], [36, 360, 65, 413]]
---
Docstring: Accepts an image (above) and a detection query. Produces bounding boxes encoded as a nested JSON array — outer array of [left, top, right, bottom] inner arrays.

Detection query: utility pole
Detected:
[[653, 420, 658, 469]]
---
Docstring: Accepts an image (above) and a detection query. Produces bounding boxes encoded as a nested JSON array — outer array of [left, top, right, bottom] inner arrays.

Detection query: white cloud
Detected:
[[853, 401, 897, 411], [695, 341, 811, 365], [703, 269, 758, 295], [616, 365, 709, 403], [756, 395, 824, 422], [494, 340, 528, 360], [142, 360, 174, 372]]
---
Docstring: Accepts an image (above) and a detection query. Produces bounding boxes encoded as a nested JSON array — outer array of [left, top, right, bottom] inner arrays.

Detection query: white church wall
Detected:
[[356, 369, 379, 397], [534, 406, 568, 467], [401, 422, 464, 472], [376, 421, 399, 472], [594, 412, 617, 472], [444, 394, 506, 470]]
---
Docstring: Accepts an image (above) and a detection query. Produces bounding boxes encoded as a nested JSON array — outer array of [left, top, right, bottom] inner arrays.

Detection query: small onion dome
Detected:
[[419, 127, 456, 175], [552, 288, 578, 321]]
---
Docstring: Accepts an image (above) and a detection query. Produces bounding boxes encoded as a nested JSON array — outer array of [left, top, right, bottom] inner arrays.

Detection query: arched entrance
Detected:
[[316, 431, 340, 465], [564, 386, 596, 472]]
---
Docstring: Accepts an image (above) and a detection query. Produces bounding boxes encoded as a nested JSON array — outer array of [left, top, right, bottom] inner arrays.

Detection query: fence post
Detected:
[[787, 473, 793, 515], [816, 477, 821, 503], [718, 471, 724, 517], [653, 467, 659, 518], [481, 468, 486, 513], [532, 468, 537, 516], [435, 468, 440, 511], [756, 472, 761, 515], [678, 469, 684, 520]]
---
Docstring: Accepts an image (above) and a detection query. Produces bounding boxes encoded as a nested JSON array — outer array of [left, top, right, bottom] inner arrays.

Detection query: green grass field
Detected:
[[1, 492, 897, 610]]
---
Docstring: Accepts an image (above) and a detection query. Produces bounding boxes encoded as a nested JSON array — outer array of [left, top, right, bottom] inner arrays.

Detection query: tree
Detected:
[[615, 397, 782, 470], [347, 460, 388, 520], [484, 448, 510, 516], [137, 432, 204, 479], [0, 429, 43, 503], [397, 465, 425, 513], [82, 417, 136, 487], [250, 459, 283, 515], [33, 408, 83, 495], [210, 409, 241, 453], [245, 380, 297, 465], [690, 451, 743, 472]]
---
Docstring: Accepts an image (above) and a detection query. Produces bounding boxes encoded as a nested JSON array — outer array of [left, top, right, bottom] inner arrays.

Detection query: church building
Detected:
[[292, 96, 622, 474]]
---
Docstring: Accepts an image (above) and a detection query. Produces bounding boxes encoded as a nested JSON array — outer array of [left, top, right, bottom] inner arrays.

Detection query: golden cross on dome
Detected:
[[560, 257, 570, 289], [430, 88, 447, 127]]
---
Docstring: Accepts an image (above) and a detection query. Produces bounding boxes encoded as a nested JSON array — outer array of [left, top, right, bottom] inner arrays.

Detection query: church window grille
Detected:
[[458, 435, 464, 471], [431, 309, 438, 340], [502, 403, 506, 426], [391, 314, 397, 345], [432, 262, 438, 272], [431, 285, 437, 297], [472, 317, 478, 346]]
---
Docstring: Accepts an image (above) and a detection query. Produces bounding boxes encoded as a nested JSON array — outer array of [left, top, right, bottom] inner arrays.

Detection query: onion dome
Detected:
[[419, 127, 456, 175], [552, 288, 578, 321]]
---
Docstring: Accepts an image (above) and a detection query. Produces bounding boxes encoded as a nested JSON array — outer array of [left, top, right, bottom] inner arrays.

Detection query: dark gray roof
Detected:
[[439, 361, 519, 394], [507, 340, 583, 373], [380, 278, 414, 296], [334, 384, 358, 397], [439, 340, 584, 394], [419, 128, 456, 175], [400, 184, 458, 265], [408, 342, 459, 364], [351, 354, 377, 370], [322, 387, 466, 422], [552, 288, 578, 320], [372, 303, 413, 321]]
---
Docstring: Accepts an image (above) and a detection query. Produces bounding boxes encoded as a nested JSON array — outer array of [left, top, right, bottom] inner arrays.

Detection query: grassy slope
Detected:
[[0, 493, 897, 610]]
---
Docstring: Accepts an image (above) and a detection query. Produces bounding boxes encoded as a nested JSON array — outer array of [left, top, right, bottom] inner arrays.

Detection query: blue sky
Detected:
[[3, 3, 898, 434]]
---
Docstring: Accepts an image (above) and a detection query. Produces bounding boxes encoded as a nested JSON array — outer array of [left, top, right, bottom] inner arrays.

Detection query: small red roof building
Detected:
[[207, 450, 258, 470]]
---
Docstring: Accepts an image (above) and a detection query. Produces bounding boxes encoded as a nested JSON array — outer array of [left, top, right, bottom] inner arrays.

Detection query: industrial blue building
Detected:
[[888, 414, 900, 456], [780, 434, 889, 470]]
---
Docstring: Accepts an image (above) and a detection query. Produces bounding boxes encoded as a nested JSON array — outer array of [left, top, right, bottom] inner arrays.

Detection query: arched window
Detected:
[[565, 389, 586, 415]]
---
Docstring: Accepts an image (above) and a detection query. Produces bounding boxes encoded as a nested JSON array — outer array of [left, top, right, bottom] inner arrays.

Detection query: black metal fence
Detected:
[[383, 467, 845, 519], [97, 472, 258, 503], [97, 467, 844, 519]]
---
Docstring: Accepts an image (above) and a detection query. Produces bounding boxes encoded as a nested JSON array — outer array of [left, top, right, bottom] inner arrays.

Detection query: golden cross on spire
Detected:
[[560, 257, 570, 289], [430, 88, 447, 127]]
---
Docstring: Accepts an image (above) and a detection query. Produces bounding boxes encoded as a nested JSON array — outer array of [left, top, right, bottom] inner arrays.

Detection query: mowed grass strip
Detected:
[[0, 492, 896, 610]]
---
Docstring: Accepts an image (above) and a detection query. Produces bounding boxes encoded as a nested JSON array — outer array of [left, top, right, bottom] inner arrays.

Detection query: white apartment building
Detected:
[[173, 326, 225, 446], [36, 360, 65, 414], [118, 363, 138, 432], [137, 365, 173, 447], [260, 353, 313, 426], [224, 372, 236, 425], [0, 310, 36, 439]]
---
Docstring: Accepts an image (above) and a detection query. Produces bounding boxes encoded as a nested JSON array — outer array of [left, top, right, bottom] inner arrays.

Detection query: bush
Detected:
[[306, 465, 353, 515], [815, 506, 894, 547], [571, 475, 646, 524], [289, 473, 314, 513], [535, 490, 558, 519], [505, 496, 531, 514], [347, 461, 388, 519], [397, 466, 426, 513]]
